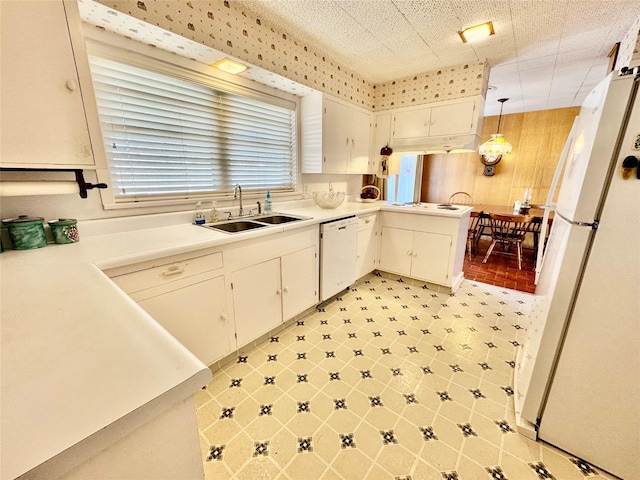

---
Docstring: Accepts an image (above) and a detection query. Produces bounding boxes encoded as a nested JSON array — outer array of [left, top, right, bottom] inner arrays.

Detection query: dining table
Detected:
[[470, 204, 554, 272], [469, 203, 554, 254]]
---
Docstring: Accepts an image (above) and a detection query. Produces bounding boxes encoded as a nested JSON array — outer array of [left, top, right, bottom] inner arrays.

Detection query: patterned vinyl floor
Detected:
[[195, 273, 617, 480]]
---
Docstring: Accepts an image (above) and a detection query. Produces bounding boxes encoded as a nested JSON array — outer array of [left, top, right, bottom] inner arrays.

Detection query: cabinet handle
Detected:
[[162, 265, 184, 276], [413, 252, 418, 257], [365, 219, 371, 224], [65, 80, 77, 92], [407, 250, 412, 256], [346, 137, 350, 145], [220, 313, 227, 321], [352, 139, 355, 147], [283, 287, 289, 294], [276, 289, 281, 295]]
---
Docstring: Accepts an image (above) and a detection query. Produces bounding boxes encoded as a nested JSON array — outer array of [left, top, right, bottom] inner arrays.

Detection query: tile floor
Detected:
[[463, 238, 537, 294], [196, 273, 617, 480]]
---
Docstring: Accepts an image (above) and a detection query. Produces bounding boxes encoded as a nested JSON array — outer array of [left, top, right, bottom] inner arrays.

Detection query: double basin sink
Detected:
[[201, 213, 310, 234]]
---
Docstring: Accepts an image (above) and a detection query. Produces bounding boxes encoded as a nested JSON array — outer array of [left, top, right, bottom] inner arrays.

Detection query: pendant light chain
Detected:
[[496, 98, 508, 134]]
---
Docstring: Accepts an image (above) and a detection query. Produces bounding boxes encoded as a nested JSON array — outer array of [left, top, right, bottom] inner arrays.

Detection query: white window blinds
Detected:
[[87, 53, 297, 201]]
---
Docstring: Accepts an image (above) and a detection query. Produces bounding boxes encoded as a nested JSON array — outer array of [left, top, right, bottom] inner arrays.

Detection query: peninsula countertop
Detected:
[[0, 199, 471, 479]]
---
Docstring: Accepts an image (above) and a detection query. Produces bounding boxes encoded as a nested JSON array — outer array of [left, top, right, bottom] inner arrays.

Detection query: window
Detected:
[[386, 154, 423, 204], [87, 47, 297, 204]]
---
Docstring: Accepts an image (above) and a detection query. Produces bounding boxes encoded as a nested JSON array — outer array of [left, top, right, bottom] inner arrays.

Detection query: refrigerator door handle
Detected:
[[573, 220, 598, 229], [556, 212, 598, 229]]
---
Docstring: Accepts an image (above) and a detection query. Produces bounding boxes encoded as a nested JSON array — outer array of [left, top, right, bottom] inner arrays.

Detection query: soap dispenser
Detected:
[[264, 191, 272, 213], [209, 201, 219, 223], [193, 202, 206, 225]]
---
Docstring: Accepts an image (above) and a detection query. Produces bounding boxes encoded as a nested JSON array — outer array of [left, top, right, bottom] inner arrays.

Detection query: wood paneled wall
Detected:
[[421, 106, 580, 206]]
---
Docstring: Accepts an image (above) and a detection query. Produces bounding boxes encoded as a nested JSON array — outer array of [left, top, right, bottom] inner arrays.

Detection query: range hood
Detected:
[[392, 133, 480, 154]]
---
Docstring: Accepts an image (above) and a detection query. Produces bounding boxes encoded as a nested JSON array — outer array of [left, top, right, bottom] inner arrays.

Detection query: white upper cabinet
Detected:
[[370, 112, 393, 175], [349, 108, 373, 173], [429, 98, 478, 136], [393, 108, 431, 140], [0, 0, 100, 168], [387, 95, 485, 152], [321, 98, 352, 173], [301, 92, 372, 174]]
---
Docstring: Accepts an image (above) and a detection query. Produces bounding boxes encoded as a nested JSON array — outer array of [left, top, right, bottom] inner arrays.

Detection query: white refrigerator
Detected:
[[514, 70, 640, 479]]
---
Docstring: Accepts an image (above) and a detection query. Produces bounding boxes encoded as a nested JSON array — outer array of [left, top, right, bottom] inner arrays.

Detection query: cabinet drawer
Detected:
[[110, 252, 223, 294], [358, 213, 377, 229]]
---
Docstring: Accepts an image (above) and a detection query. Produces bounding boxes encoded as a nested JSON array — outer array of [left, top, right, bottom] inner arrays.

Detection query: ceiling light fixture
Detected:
[[458, 21, 495, 43], [479, 98, 512, 176], [212, 58, 248, 75]]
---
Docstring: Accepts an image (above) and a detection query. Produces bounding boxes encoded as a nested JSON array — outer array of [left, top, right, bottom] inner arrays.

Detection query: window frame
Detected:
[[84, 34, 303, 211]]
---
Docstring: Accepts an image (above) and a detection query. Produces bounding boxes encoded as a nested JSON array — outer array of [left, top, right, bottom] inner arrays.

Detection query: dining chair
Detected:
[[467, 210, 483, 259], [448, 191, 473, 205], [528, 216, 552, 252], [482, 213, 532, 270]]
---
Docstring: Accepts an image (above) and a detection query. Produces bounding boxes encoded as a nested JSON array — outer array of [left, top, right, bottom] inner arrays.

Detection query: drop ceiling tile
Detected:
[[487, 62, 520, 81], [517, 55, 558, 74]]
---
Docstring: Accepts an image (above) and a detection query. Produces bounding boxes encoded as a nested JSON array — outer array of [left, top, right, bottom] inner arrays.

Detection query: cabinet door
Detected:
[[393, 107, 431, 140], [322, 98, 351, 173], [281, 246, 317, 321], [410, 232, 451, 285], [371, 112, 392, 174], [429, 99, 476, 136], [137, 276, 230, 366], [356, 225, 378, 279], [0, 1, 94, 167], [378, 227, 413, 276], [232, 258, 282, 346], [349, 109, 372, 173]]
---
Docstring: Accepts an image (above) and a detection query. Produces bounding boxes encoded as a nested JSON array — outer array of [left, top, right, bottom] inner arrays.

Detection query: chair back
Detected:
[[488, 214, 531, 243], [469, 210, 483, 231], [448, 191, 473, 205]]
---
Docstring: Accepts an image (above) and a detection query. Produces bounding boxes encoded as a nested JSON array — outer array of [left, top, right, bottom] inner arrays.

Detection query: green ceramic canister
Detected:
[[2, 215, 47, 249], [48, 219, 79, 244]]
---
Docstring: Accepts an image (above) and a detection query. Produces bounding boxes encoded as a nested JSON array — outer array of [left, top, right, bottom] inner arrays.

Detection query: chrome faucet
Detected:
[[234, 184, 244, 216]]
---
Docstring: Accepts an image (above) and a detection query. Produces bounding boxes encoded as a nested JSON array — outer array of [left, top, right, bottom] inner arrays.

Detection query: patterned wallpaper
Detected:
[[374, 62, 489, 111], [90, 0, 487, 111]]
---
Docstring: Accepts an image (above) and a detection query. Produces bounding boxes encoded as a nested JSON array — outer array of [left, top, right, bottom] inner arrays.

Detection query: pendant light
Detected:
[[479, 98, 512, 168]]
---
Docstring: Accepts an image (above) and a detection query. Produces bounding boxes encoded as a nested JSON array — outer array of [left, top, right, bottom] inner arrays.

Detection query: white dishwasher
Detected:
[[320, 215, 358, 301]]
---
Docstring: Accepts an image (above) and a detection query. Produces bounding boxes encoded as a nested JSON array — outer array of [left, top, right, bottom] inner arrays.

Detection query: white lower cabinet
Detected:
[[106, 250, 231, 366], [379, 226, 452, 285], [378, 227, 414, 275], [408, 231, 452, 285], [137, 275, 230, 366], [281, 246, 318, 320], [232, 245, 317, 346], [356, 213, 378, 279], [231, 258, 282, 347], [376, 205, 475, 290]]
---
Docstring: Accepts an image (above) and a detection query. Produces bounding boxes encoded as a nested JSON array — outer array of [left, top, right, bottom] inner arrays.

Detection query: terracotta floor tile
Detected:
[[464, 239, 536, 294]]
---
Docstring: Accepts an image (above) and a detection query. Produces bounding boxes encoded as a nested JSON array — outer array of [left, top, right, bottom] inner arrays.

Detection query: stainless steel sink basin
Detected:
[[253, 214, 307, 224], [200, 212, 310, 233], [202, 220, 268, 233]]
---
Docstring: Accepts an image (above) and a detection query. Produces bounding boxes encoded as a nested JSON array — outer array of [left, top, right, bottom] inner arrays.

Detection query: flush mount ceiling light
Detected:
[[458, 21, 495, 43], [212, 58, 248, 74], [479, 98, 512, 175]]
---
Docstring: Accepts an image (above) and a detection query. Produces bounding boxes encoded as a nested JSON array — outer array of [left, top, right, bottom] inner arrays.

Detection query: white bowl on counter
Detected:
[[312, 191, 345, 209]]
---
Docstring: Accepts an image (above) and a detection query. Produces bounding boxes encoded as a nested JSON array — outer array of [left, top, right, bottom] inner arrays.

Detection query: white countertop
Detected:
[[0, 198, 470, 479]]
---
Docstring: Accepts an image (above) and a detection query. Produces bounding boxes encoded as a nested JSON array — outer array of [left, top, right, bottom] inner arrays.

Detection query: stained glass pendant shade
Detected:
[[479, 98, 512, 165]]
